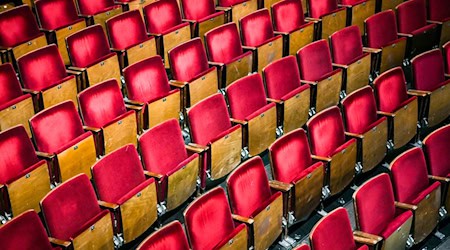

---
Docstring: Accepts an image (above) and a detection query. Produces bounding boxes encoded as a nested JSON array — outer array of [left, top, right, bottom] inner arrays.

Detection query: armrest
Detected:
[[427, 20, 442, 25], [68, 66, 86, 72], [143, 170, 164, 180], [169, 80, 187, 88], [242, 46, 257, 52], [186, 144, 209, 154], [78, 14, 92, 19], [36, 151, 55, 160], [269, 180, 292, 192], [66, 69, 83, 76], [209, 61, 225, 68], [354, 230, 383, 242], [395, 201, 417, 211], [215, 6, 231, 11], [332, 63, 349, 69], [232, 214, 254, 224], [377, 111, 395, 117], [125, 103, 144, 112], [49, 237, 72, 248], [338, 4, 352, 8], [182, 19, 196, 24], [111, 48, 125, 53], [345, 132, 364, 139], [407, 89, 430, 97], [39, 28, 53, 33], [398, 33, 413, 38], [305, 17, 321, 22], [98, 200, 119, 211], [274, 31, 289, 36], [353, 235, 380, 246], [300, 79, 318, 85], [22, 88, 39, 95], [83, 126, 101, 133], [445, 73, 450, 79], [230, 118, 247, 126], [125, 99, 145, 106], [363, 47, 382, 54], [429, 175, 450, 183], [148, 32, 162, 37], [266, 98, 283, 104], [311, 155, 332, 162]]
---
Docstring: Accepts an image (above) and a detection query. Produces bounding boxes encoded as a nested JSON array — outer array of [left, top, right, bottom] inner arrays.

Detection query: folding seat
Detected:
[[410, 49, 450, 127], [217, 0, 258, 24], [227, 156, 283, 250], [306, 106, 357, 196], [0, 210, 57, 250], [29, 101, 97, 183], [92, 144, 158, 244], [17, 45, 79, 111], [269, 128, 324, 223], [40, 174, 114, 249], [78, 79, 139, 155], [373, 67, 418, 149], [226, 74, 277, 156], [353, 173, 413, 250], [339, 0, 375, 34], [427, 0, 450, 46], [396, 0, 439, 58], [239, 9, 283, 73], [66, 25, 121, 89], [187, 93, 242, 189], [0, 6, 47, 65], [106, 10, 157, 69], [137, 221, 190, 250], [306, 0, 347, 39], [139, 119, 200, 213], [179, 0, 226, 40], [330, 25, 371, 95], [144, 0, 191, 68], [184, 187, 248, 249], [75, 0, 122, 31], [271, 0, 315, 56], [35, 0, 87, 65], [262, 56, 310, 133], [168, 38, 219, 107], [297, 39, 342, 114], [364, 10, 407, 74], [205, 23, 253, 87], [389, 147, 441, 244], [310, 207, 374, 250], [123, 56, 181, 129], [0, 126, 51, 217]]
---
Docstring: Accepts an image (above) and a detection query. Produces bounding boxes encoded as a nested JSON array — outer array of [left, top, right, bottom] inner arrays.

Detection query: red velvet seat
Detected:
[[445, 41, 450, 75], [78, 79, 138, 155], [180, 0, 226, 40], [137, 221, 190, 250], [106, 10, 157, 69], [0, 63, 35, 136], [427, 0, 449, 46], [239, 9, 283, 73], [205, 23, 254, 87], [353, 173, 413, 250], [184, 187, 248, 250], [389, 147, 441, 244], [262, 56, 311, 133], [75, 0, 122, 31], [139, 119, 200, 213], [218, 0, 258, 24], [306, 106, 357, 196], [306, 0, 347, 39], [294, 244, 311, 250], [40, 174, 114, 249], [0, 126, 51, 216], [373, 67, 418, 149], [168, 38, 219, 107], [29, 101, 96, 183], [269, 128, 324, 223], [92, 144, 158, 243], [227, 156, 283, 250], [297, 39, 343, 114], [339, 0, 375, 34], [226, 74, 277, 156]]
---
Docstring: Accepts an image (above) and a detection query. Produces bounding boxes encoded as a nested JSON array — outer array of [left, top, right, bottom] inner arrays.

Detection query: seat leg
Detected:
[[321, 185, 331, 200], [406, 235, 415, 248]]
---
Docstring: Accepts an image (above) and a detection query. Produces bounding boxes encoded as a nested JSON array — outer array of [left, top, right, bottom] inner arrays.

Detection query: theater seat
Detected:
[[75, 0, 122, 31], [339, 0, 375, 34], [218, 0, 258, 24], [306, 0, 347, 39], [137, 221, 190, 250], [426, 0, 450, 46]]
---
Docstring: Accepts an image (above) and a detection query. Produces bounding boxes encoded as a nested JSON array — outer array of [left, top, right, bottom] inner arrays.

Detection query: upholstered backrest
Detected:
[[180, 0, 216, 20], [0, 6, 41, 47], [308, 0, 338, 18], [294, 244, 311, 250], [184, 187, 236, 249], [205, 23, 244, 63], [297, 39, 333, 81], [342, 86, 379, 134], [423, 125, 450, 177], [138, 221, 190, 250], [18, 45, 68, 91], [263, 56, 302, 100], [340, 0, 366, 5], [77, 0, 115, 15], [411, 49, 446, 91], [188, 93, 232, 146], [144, 0, 183, 34], [66, 25, 111, 68], [106, 10, 148, 50], [330, 25, 364, 65], [365, 10, 398, 48], [0, 63, 23, 105], [240, 9, 274, 47], [307, 106, 346, 157], [396, 0, 427, 34], [169, 38, 210, 82], [427, 0, 450, 22], [30, 101, 85, 153], [373, 67, 409, 113], [272, 0, 306, 33], [41, 174, 102, 240], [78, 79, 127, 128], [35, 0, 81, 30], [219, 0, 246, 6]]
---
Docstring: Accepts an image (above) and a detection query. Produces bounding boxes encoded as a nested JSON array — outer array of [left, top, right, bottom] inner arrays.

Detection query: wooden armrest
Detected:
[[427, 20, 442, 25], [66, 69, 82, 76], [78, 14, 92, 19], [395, 201, 417, 211], [377, 111, 395, 117], [83, 126, 101, 133], [186, 144, 209, 154], [300, 79, 318, 85], [353, 235, 380, 246], [230, 118, 247, 126], [169, 80, 187, 88], [125, 103, 143, 111], [398, 33, 413, 38], [209, 61, 225, 67], [345, 132, 364, 139], [125, 99, 145, 106], [311, 155, 332, 162], [305, 17, 321, 22], [266, 98, 283, 104], [232, 214, 254, 224], [68, 66, 86, 72], [215, 6, 231, 11], [182, 19, 196, 24], [188, 143, 209, 151], [144, 170, 164, 180], [407, 89, 430, 97], [49, 237, 72, 248], [354, 230, 383, 242], [147, 32, 162, 37], [39, 28, 53, 33], [22, 88, 39, 95], [36, 151, 55, 160], [338, 4, 352, 8], [111, 48, 125, 53], [242, 46, 256, 52], [429, 175, 450, 183], [269, 180, 292, 192], [332, 63, 349, 69], [363, 47, 382, 54], [98, 200, 119, 210], [274, 31, 289, 36], [445, 73, 450, 79]]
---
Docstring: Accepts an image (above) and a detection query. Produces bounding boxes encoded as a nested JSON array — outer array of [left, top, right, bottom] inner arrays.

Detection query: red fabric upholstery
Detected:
[[297, 40, 334, 81], [272, 0, 306, 33], [17, 45, 69, 91], [219, 0, 247, 6], [181, 0, 217, 20], [77, 0, 118, 15], [330, 25, 364, 65], [294, 244, 311, 250], [396, 0, 429, 34], [106, 10, 149, 50], [169, 38, 210, 82], [138, 221, 190, 250], [412, 49, 446, 91], [0, 210, 55, 250], [309, 0, 339, 18], [373, 67, 411, 113], [0, 6, 42, 48], [446, 42, 450, 75], [35, 0, 82, 30], [240, 9, 275, 47], [342, 86, 380, 134], [340, 0, 367, 5], [365, 10, 399, 48], [144, 0, 185, 34], [423, 125, 450, 177], [205, 23, 245, 64], [263, 56, 305, 100], [427, 0, 450, 22], [0, 64, 24, 106], [78, 79, 127, 128]]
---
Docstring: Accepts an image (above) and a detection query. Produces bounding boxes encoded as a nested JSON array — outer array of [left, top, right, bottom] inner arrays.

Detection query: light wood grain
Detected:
[[439, 20, 450, 47], [126, 38, 157, 67], [392, 98, 418, 149], [412, 186, 440, 243], [379, 39, 406, 73], [361, 119, 388, 172], [283, 87, 310, 133], [162, 24, 191, 68], [125, 0, 153, 18], [92, 8, 123, 33], [329, 141, 356, 196], [0, 3, 15, 13], [261, 0, 283, 10], [427, 83, 450, 127], [255, 37, 283, 73], [381, 215, 412, 250], [218, 225, 248, 250], [147, 90, 181, 128], [42, 77, 78, 109], [12, 35, 47, 61], [224, 53, 253, 86], [350, 0, 375, 34], [247, 105, 277, 156], [379, 0, 402, 11], [315, 71, 342, 113], [287, 24, 315, 56], [345, 53, 371, 95], [293, 165, 323, 221], [230, 0, 257, 24], [320, 9, 346, 40], [210, 126, 242, 180], [0, 96, 34, 137], [252, 194, 283, 250], [186, 68, 218, 106], [166, 156, 199, 210], [72, 212, 114, 250], [198, 13, 225, 42], [55, 20, 86, 65], [86, 54, 121, 87], [102, 112, 137, 154]]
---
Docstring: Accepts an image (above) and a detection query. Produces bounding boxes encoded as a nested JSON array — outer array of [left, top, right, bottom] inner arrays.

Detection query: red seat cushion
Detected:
[[330, 25, 364, 65], [0, 64, 25, 106], [373, 67, 411, 113], [263, 56, 303, 100], [365, 10, 399, 48], [427, 0, 450, 22], [342, 86, 379, 134], [423, 125, 450, 177], [0, 6, 42, 48], [309, 0, 340, 18], [144, 0, 184, 34], [169, 38, 210, 82], [297, 40, 334, 81], [396, 0, 430, 34], [240, 9, 276, 47], [138, 221, 190, 250], [205, 23, 245, 64], [35, 0, 83, 30], [272, 0, 307, 33], [77, 0, 118, 15], [106, 10, 150, 50], [412, 49, 447, 92], [181, 0, 216, 20]]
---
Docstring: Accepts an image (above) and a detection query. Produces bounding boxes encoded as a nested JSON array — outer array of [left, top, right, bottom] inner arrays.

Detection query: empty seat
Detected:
[[269, 128, 324, 223], [35, 0, 87, 65], [240, 9, 283, 73], [75, 0, 122, 31], [341, 86, 388, 172], [339, 0, 375, 34], [0, 126, 51, 216], [227, 156, 283, 250], [297, 39, 343, 114], [263, 56, 310, 133], [184, 187, 248, 249], [17, 45, 79, 111], [307, 0, 347, 39], [0, 63, 35, 136], [307, 106, 357, 196], [139, 119, 200, 213], [92, 144, 158, 243], [271, 0, 315, 56], [40, 174, 114, 249], [137, 221, 190, 250], [330, 25, 371, 95], [29, 101, 96, 183], [78, 79, 138, 155], [389, 147, 441, 244], [226, 74, 277, 156], [218, 0, 258, 24], [353, 173, 413, 250], [180, 0, 226, 40], [106, 10, 157, 69], [373, 67, 418, 149], [427, 0, 450, 46], [168, 38, 219, 107]]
